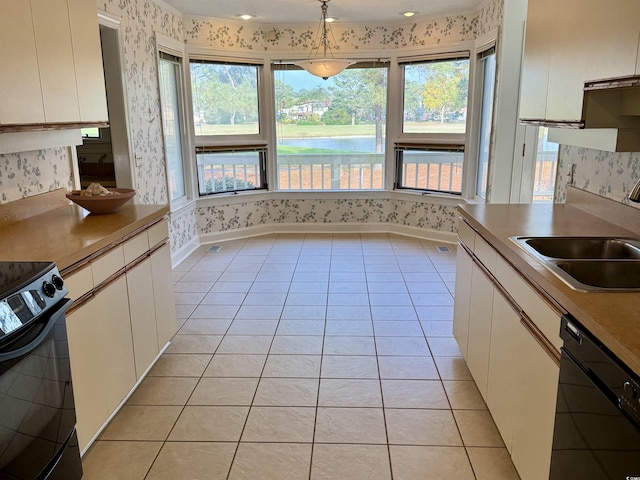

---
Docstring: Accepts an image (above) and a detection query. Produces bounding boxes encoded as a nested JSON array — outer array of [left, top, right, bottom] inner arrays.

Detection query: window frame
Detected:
[[394, 52, 471, 195]]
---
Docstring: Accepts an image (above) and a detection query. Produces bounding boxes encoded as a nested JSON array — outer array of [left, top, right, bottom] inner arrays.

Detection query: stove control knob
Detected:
[[51, 274, 64, 290], [624, 381, 638, 400], [42, 281, 56, 298]]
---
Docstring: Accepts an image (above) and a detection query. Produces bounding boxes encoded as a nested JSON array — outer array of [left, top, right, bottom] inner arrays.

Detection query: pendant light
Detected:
[[295, 0, 354, 80]]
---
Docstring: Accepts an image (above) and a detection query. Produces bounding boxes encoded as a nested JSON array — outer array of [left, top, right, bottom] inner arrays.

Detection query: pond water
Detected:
[[278, 136, 383, 153]]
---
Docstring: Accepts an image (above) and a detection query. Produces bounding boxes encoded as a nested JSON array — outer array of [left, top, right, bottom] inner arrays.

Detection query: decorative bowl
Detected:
[[66, 188, 136, 214]]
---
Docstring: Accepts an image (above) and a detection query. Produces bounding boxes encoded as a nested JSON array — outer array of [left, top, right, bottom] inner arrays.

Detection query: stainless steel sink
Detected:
[[510, 236, 640, 292], [517, 236, 640, 259]]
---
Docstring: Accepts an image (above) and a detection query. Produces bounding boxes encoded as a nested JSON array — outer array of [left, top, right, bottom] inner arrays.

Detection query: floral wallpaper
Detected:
[[477, 0, 504, 36], [0, 148, 73, 203], [555, 145, 640, 207], [196, 197, 458, 236], [169, 203, 198, 255]]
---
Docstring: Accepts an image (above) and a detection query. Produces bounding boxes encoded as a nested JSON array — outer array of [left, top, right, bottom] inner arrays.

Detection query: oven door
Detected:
[[0, 298, 81, 480], [550, 348, 640, 480]]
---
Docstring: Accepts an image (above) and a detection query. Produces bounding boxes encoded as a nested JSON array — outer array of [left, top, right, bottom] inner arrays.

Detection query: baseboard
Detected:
[[197, 222, 457, 246], [170, 238, 200, 268]]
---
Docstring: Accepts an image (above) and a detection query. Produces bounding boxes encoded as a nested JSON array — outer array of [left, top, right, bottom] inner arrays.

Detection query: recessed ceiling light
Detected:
[[402, 11, 416, 17], [238, 14, 254, 20]]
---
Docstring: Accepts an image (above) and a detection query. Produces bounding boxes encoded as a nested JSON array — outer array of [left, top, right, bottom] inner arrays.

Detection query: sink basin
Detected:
[[516, 236, 640, 259], [510, 236, 640, 292], [555, 261, 640, 290]]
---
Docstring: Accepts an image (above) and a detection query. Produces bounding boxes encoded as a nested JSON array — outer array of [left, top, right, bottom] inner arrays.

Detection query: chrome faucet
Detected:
[[630, 178, 640, 203]]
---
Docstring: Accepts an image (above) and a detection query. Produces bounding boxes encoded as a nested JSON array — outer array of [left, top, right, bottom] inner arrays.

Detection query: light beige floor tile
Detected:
[[286, 293, 328, 305], [270, 335, 324, 354], [377, 356, 440, 380], [385, 408, 462, 446], [148, 354, 212, 377], [173, 291, 207, 305], [203, 354, 266, 377], [421, 321, 454, 337], [253, 378, 319, 406], [371, 305, 418, 321], [127, 377, 198, 405], [262, 354, 322, 378], [178, 318, 233, 335], [324, 321, 374, 336], [173, 281, 213, 293], [100, 406, 182, 441], [174, 304, 197, 319], [227, 320, 279, 336], [242, 292, 288, 306], [191, 305, 241, 319], [381, 380, 450, 408], [415, 306, 454, 321], [328, 282, 368, 293], [315, 407, 387, 444], [276, 320, 326, 336], [318, 379, 382, 407], [242, 406, 316, 442], [188, 377, 259, 405], [443, 380, 487, 410], [433, 356, 473, 380], [366, 282, 407, 293], [373, 320, 424, 337], [320, 355, 379, 379], [200, 292, 247, 305], [453, 410, 504, 447], [82, 441, 162, 480], [210, 281, 254, 293], [217, 335, 274, 354], [228, 443, 312, 480], [467, 447, 520, 480], [146, 442, 236, 480], [326, 305, 372, 320], [310, 444, 391, 480], [327, 293, 370, 305], [235, 305, 284, 319], [249, 281, 291, 293], [427, 337, 463, 356], [389, 445, 475, 480], [410, 293, 454, 306], [168, 406, 249, 441], [165, 334, 223, 353], [281, 305, 327, 320], [323, 336, 376, 355], [375, 337, 430, 356], [288, 281, 329, 292]]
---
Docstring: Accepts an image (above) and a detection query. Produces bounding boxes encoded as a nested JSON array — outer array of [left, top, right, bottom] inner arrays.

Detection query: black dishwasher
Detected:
[[550, 315, 640, 480]]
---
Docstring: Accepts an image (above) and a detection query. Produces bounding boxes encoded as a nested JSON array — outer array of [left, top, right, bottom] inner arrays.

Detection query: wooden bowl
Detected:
[[66, 188, 136, 214]]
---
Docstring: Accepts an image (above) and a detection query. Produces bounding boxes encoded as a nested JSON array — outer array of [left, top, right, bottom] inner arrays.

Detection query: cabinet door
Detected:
[[67, 0, 108, 123], [150, 244, 177, 349], [66, 298, 108, 452], [453, 246, 473, 358], [511, 321, 560, 480], [0, 0, 46, 125], [519, 0, 553, 120], [31, 0, 80, 123], [95, 276, 136, 414], [127, 258, 159, 380], [466, 262, 494, 400], [486, 291, 522, 453]]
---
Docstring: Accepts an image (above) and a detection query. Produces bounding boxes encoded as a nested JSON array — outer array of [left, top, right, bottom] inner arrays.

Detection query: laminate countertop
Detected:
[[458, 201, 640, 375], [0, 203, 169, 271]]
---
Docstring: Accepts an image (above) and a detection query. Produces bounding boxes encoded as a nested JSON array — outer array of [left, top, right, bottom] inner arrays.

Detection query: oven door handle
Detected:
[[0, 298, 71, 362]]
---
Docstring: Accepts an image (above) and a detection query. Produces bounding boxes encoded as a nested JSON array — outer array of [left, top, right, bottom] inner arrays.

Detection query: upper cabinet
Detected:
[[0, 0, 108, 132], [520, 0, 640, 125]]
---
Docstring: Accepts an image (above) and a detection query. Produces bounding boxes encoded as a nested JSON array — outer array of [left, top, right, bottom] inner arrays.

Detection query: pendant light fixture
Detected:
[[295, 0, 354, 80]]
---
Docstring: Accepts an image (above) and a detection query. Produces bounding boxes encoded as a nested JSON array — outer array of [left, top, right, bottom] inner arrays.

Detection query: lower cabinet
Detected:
[[151, 244, 177, 349], [453, 220, 561, 480]]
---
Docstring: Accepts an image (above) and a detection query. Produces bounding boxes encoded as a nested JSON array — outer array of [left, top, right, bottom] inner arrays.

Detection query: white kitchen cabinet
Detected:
[[452, 246, 473, 357], [466, 262, 494, 400], [151, 244, 177, 349], [127, 258, 160, 380], [0, 1, 45, 125], [31, 0, 80, 123]]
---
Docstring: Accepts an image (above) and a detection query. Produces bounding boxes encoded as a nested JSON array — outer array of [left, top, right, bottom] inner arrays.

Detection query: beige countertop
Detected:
[[0, 203, 169, 271], [459, 201, 640, 375]]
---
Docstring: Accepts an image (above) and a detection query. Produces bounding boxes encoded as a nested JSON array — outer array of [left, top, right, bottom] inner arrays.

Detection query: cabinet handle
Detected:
[[520, 314, 561, 367]]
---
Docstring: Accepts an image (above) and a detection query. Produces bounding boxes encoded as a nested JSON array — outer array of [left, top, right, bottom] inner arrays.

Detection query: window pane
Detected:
[[196, 149, 265, 195], [396, 147, 463, 194], [403, 59, 469, 134], [190, 62, 260, 136], [476, 52, 497, 200], [274, 66, 387, 190], [81, 127, 100, 139], [533, 127, 558, 202], [159, 57, 186, 202]]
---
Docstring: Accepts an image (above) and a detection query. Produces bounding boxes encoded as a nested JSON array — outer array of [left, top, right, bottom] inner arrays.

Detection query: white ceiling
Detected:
[[161, 0, 483, 25]]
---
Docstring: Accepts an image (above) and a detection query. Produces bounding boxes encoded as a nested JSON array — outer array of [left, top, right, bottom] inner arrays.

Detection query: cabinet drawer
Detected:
[[92, 246, 124, 286], [123, 231, 149, 265], [64, 265, 93, 299], [474, 235, 497, 272], [458, 219, 475, 251], [494, 256, 562, 351], [147, 220, 168, 248]]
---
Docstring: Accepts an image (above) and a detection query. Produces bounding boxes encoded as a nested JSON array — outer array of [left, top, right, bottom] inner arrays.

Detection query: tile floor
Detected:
[[82, 233, 520, 480]]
